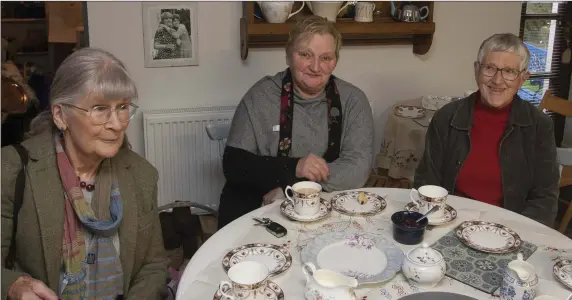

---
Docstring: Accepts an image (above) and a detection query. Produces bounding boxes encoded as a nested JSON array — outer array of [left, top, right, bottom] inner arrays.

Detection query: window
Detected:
[[517, 1, 570, 105]]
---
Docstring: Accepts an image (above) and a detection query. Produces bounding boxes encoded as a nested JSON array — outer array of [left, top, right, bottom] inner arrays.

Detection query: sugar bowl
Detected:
[[402, 243, 446, 288]]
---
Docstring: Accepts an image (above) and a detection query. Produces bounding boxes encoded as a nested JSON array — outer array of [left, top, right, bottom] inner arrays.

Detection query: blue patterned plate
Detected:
[[300, 230, 404, 285]]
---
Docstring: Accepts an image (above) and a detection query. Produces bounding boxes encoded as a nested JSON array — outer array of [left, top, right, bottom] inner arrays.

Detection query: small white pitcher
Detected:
[[303, 262, 358, 300], [500, 253, 539, 300]]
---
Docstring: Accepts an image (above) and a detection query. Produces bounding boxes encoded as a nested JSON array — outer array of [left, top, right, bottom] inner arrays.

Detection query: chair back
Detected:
[[205, 123, 230, 141]]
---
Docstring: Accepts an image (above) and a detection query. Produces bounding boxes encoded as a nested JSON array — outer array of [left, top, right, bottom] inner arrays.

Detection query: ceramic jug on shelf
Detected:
[[302, 262, 358, 300], [306, 1, 350, 22], [257, 1, 305, 23], [500, 253, 539, 300]]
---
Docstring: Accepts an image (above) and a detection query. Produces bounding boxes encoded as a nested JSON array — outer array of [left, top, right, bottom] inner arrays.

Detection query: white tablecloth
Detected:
[[176, 188, 572, 300]]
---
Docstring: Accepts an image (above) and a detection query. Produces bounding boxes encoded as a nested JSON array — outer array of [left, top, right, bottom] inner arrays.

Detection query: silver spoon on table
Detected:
[[416, 205, 439, 223]]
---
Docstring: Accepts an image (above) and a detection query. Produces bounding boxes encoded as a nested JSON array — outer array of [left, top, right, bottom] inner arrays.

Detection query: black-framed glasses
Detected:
[[62, 103, 138, 125], [477, 62, 526, 81]]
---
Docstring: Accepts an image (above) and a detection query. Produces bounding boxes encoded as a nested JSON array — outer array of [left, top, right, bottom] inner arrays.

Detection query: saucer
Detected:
[[213, 280, 285, 300], [404, 202, 457, 225], [280, 198, 331, 222]]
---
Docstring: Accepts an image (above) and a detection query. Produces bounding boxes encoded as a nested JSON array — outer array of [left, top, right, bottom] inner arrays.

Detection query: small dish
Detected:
[[455, 221, 521, 254], [394, 105, 426, 119], [404, 202, 457, 226], [391, 211, 428, 245], [213, 280, 285, 300], [553, 259, 572, 290], [222, 243, 292, 277], [331, 191, 387, 216], [280, 198, 331, 222]]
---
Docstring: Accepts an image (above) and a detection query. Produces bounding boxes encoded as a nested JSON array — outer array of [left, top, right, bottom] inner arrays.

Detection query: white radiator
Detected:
[[143, 106, 236, 211]]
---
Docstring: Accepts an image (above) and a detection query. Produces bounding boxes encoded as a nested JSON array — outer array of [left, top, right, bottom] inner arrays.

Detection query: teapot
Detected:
[[303, 262, 358, 300], [306, 1, 350, 22], [500, 253, 539, 300], [390, 2, 429, 22], [402, 243, 446, 288], [257, 2, 305, 23]]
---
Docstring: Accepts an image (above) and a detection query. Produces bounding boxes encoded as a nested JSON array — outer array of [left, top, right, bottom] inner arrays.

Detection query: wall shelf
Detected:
[[240, 1, 435, 59]]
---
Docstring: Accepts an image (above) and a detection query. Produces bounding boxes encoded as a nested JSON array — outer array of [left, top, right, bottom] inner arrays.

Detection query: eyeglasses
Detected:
[[62, 103, 138, 125], [478, 62, 525, 81]]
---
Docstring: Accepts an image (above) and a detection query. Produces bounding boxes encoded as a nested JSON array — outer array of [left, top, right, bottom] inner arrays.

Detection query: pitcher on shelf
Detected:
[[306, 1, 350, 22], [257, 1, 305, 23]]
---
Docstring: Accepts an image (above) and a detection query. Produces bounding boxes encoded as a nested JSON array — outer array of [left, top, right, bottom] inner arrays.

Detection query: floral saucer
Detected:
[[394, 105, 426, 119], [455, 221, 521, 254], [553, 259, 572, 290], [222, 243, 292, 277], [280, 198, 332, 222], [213, 280, 285, 300], [404, 202, 457, 226]]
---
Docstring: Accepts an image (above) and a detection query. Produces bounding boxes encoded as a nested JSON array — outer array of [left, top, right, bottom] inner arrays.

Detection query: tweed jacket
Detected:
[[414, 93, 559, 227], [1, 130, 168, 300]]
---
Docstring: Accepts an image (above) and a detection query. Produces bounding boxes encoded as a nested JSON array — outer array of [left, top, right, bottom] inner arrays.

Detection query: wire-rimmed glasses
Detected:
[[62, 103, 138, 125], [477, 62, 526, 81]]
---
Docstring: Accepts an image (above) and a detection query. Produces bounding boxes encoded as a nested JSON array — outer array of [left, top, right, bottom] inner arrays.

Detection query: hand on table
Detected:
[[296, 153, 329, 182], [8, 276, 58, 300], [262, 187, 283, 206]]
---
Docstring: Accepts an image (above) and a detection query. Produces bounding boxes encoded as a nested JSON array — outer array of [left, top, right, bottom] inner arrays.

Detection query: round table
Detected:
[[176, 188, 572, 299]]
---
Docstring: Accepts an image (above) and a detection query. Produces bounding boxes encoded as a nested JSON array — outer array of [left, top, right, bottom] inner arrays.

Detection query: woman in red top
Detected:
[[415, 33, 559, 227]]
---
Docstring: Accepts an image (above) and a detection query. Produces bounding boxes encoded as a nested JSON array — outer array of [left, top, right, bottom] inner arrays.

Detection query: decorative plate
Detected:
[[455, 221, 522, 254], [331, 191, 387, 216], [280, 198, 332, 222], [300, 230, 404, 285], [404, 202, 457, 226], [213, 280, 285, 300], [553, 259, 572, 290], [394, 105, 426, 119], [222, 243, 292, 277]]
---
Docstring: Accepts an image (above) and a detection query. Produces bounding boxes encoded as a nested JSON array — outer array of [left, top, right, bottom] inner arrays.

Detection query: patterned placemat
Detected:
[[431, 230, 538, 294]]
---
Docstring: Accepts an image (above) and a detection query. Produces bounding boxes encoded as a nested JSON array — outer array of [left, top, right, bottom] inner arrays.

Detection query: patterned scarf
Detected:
[[277, 68, 343, 163], [55, 134, 124, 300]]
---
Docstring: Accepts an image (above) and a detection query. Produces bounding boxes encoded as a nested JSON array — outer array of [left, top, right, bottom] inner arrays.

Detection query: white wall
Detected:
[[87, 1, 521, 156]]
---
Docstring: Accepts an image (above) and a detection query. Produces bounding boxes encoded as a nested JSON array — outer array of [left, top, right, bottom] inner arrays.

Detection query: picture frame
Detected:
[[142, 1, 198, 68]]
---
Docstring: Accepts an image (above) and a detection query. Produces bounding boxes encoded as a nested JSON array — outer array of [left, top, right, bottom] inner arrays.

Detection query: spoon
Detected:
[[416, 205, 439, 223]]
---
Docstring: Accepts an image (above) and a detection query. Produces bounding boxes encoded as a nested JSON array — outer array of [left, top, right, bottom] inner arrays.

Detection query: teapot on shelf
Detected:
[[390, 1, 429, 22], [303, 262, 358, 300], [257, 1, 305, 23], [500, 253, 539, 300]]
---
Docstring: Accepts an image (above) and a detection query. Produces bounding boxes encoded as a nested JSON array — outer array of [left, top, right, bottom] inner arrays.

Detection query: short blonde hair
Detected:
[[286, 15, 343, 60]]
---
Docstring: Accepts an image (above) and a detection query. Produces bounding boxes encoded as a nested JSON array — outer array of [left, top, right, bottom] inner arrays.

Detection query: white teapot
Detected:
[[402, 243, 446, 288], [303, 262, 358, 300], [500, 253, 539, 300], [257, 2, 305, 23]]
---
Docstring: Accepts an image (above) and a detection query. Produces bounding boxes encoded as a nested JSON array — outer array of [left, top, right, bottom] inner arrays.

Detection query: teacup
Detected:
[[285, 181, 322, 216], [218, 261, 269, 300], [410, 185, 448, 218]]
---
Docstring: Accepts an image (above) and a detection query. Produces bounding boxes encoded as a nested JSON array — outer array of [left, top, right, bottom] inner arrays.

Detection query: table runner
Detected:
[[431, 230, 538, 294]]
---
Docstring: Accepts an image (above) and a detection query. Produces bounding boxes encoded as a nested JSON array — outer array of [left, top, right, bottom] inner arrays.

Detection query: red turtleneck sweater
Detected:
[[455, 99, 511, 207]]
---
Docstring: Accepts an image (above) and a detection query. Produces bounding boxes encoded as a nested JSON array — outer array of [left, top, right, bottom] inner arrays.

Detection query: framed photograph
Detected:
[[142, 2, 198, 68]]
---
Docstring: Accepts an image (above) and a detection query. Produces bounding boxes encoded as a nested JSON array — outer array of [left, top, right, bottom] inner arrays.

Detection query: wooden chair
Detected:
[[538, 91, 572, 232]]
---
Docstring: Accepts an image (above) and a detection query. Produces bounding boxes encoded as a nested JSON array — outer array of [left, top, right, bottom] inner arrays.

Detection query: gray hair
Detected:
[[477, 33, 530, 71], [28, 47, 138, 137]]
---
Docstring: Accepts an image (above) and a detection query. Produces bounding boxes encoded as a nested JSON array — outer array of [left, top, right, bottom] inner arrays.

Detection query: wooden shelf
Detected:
[[2, 18, 45, 23], [240, 2, 435, 59]]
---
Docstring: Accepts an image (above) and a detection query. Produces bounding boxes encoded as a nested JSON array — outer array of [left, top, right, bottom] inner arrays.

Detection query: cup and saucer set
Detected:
[[404, 185, 458, 226], [280, 181, 388, 222]]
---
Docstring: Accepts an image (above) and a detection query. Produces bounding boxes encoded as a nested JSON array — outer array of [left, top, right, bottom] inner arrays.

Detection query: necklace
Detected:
[[77, 176, 95, 192]]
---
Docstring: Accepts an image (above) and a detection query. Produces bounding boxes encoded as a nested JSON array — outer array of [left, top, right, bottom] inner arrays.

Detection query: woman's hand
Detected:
[[296, 153, 329, 182], [262, 187, 283, 206], [8, 276, 58, 300]]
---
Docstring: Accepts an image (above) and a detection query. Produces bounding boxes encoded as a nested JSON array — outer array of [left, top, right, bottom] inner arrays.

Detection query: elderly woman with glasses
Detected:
[[217, 15, 374, 228], [1, 48, 168, 300], [415, 33, 559, 227]]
